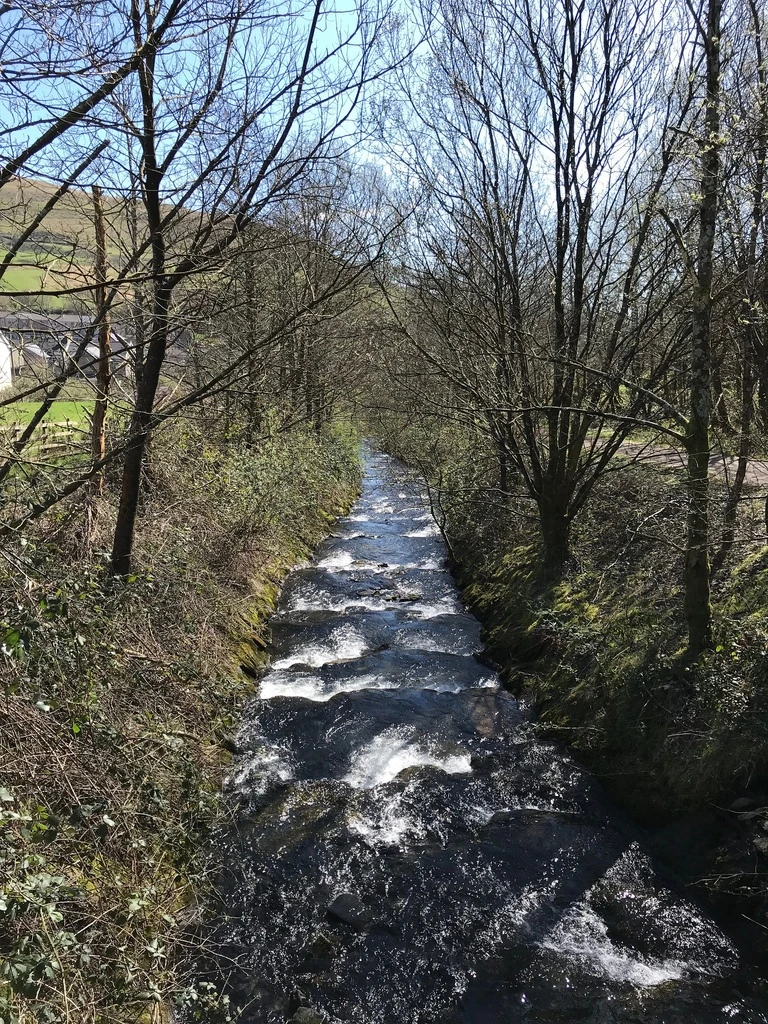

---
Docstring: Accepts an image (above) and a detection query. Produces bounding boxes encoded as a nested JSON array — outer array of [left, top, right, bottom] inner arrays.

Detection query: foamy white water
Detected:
[[225, 745, 293, 796], [260, 671, 387, 702], [405, 524, 441, 538], [288, 595, 392, 614], [542, 904, 689, 987], [270, 625, 370, 670], [321, 558, 445, 574], [344, 727, 472, 789], [348, 793, 419, 846], [317, 550, 356, 570], [415, 598, 464, 618]]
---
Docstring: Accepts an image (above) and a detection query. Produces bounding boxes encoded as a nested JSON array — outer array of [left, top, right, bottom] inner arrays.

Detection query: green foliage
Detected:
[[465, 478, 768, 820]]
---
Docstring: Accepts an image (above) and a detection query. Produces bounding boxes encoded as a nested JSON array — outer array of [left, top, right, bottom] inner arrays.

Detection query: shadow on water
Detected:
[[196, 447, 768, 1024]]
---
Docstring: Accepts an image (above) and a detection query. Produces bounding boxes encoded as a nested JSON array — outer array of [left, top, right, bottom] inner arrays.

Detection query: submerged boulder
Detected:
[[289, 1009, 326, 1024], [326, 892, 373, 929]]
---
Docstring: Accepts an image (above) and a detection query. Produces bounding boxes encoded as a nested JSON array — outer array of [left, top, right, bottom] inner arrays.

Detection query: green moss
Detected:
[[426, 460, 768, 823], [720, 547, 768, 627]]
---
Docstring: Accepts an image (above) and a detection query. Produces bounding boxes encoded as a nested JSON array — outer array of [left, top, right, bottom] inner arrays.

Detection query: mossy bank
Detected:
[[0, 419, 361, 1024]]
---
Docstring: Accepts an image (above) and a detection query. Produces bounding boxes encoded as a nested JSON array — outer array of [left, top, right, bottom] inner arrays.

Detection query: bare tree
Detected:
[[101, 0, 394, 574], [89, 185, 111, 498], [0, 0, 399, 569], [679, 0, 722, 655], [714, 0, 768, 568], [187, 160, 391, 442], [384, 0, 699, 573]]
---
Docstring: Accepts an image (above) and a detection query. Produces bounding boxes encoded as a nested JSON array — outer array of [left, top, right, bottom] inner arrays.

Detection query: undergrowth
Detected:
[[457, 487, 768, 822], [0, 417, 361, 1024]]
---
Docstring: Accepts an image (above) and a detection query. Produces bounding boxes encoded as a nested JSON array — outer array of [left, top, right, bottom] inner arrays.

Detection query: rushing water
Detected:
[[213, 450, 768, 1023]]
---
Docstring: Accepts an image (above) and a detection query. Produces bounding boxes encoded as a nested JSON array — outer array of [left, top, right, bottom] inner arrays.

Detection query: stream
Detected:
[[212, 449, 768, 1023]]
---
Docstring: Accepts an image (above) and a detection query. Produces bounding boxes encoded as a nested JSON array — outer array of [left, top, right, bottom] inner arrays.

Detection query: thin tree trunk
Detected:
[[128, 195, 146, 394], [684, 0, 721, 657], [714, 354, 752, 571], [244, 255, 261, 441], [110, 293, 170, 575], [110, 30, 168, 577], [90, 185, 111, 499], [499, 446, 509, 496], [711, 359, 733, 433]]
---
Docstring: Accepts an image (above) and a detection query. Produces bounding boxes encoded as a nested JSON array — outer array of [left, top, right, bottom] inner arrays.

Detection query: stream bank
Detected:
[[440, 473, 768, 972], [0, 423, 361, 1024]]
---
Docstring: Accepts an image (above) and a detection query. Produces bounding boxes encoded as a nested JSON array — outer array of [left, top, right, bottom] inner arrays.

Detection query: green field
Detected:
[[0, 399, 93, 427], [0, 177, 131, 313], [0, 246, 85, 312]]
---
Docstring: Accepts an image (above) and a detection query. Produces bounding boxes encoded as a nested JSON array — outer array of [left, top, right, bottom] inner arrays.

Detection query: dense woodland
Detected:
[[3, 0, 768, 1017]]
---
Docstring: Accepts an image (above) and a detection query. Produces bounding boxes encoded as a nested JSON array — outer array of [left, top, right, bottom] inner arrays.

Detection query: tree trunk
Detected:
[[684, 436, 713, 653], [714, 342, 754, 572], [130, 204, 147, 395], [243, 257, 261, 442], [684, 0, 721, 657], [90, 185, 111, 499], [538, 494, 570, 576], [111, 39, 170, 578], [758, 357, 768, 431], [110, 303, 169, 575], [711, 360, 733, 433], [499, 446, 509, 496]]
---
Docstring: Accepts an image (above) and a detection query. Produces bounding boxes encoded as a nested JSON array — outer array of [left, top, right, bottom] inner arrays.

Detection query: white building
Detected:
[[0, 332, 12, 389]]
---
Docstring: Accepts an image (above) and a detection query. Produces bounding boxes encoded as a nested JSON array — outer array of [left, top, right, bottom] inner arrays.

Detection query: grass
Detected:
[[0, 175, 135, 312], [0, 257, 48, 294], [0, 400, 94, 427], [0, 246, 87, 312]]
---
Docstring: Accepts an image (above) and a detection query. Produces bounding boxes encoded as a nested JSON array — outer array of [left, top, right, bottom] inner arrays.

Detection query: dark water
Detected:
[[214, 450, 768, 1023]]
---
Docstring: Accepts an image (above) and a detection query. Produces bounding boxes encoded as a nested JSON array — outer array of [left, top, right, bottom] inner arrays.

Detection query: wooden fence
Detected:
[[4, 420, 89, 458]]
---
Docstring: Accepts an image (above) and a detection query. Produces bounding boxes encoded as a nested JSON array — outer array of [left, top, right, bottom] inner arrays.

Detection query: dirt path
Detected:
[[618, 440, 768, 490]]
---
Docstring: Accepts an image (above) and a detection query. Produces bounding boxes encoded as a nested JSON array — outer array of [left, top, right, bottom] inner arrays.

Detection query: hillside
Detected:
[[0, 177, 123, 312]]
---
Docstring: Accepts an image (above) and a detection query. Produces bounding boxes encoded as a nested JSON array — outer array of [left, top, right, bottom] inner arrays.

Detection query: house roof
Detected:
[[0, 311, 119, 328], [0, 311, 129, 348]]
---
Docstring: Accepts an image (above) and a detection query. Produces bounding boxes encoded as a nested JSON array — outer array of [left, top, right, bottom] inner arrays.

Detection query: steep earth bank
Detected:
[[0, 421, 361, 1023]]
